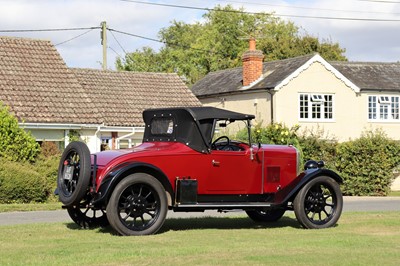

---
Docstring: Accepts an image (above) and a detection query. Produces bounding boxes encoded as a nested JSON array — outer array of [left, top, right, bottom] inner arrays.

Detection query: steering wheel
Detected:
[[211, 136, 230, 150]]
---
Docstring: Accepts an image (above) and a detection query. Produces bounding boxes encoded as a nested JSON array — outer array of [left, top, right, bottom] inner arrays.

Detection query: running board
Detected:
[[175, 202, 273, 209]]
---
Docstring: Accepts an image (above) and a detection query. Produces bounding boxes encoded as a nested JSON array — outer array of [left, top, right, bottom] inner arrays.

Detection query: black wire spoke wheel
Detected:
[[246, 208, 286, 222], [106, 173, 167, 236], [57, 142, 91, 206], [67, 196, 109, 228], [294, 176, 343, 229]]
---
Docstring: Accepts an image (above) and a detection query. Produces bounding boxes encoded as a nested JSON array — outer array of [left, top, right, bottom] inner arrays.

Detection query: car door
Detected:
[[205, 148, 262, 194]]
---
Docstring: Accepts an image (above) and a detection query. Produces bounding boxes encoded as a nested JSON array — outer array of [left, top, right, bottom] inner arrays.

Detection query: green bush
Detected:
[[34, 155, 61, 202], [0, 159, 48, 203], [335, 129, 400, 196], [40, 141, 61, 158], [0, 155, 60, 203], [236, 122, 301, 147], [0, 103, 40, 162], [298, 127, 338, 168]]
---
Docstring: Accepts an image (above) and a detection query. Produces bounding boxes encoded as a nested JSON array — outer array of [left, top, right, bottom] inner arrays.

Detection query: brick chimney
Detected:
[[241, 38, 264, 87]]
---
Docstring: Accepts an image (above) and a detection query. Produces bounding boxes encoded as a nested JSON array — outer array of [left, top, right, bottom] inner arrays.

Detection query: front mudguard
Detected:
[[274, 168, 343, 205]]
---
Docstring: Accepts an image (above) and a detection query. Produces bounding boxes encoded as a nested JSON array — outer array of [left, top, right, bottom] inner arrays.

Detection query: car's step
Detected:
[[175, 202, 273, 209]]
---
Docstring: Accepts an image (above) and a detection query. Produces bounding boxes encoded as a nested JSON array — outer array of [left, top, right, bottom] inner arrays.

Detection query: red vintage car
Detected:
[[57, 107, 343, 236]]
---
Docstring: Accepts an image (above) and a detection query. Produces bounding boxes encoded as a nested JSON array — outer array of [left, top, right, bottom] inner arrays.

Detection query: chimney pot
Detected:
[[249, 37, 256, 50], [242, 38, 264, 87]]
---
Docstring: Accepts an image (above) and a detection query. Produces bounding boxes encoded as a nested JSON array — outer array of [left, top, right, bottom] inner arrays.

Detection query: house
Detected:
[[191, 38, 400, 141], [0, 36, 201, 152]]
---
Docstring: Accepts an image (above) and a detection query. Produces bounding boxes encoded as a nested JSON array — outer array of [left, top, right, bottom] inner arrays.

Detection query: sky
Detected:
[[1, 0, 399, 70]]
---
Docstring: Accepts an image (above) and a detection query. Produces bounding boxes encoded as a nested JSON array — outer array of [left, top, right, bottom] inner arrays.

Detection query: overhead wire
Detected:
[[215, 0, 400, 15], [108, 28, 228, 56], [358, 0, 400, 3], [120, 0, 400, 22], [108, 29, 128, 54], [55, 28, 95, 46], [0, 27, 99, 33]]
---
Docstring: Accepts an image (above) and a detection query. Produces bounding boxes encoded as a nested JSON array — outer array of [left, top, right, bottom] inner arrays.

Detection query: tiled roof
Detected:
[[191, 54, 315, 97], [0, 36, 100, 124], [72, 68, 202, 127], [330, 61, 400, 92], [191, 54, 400, 97], [0, 36, 201, 127]]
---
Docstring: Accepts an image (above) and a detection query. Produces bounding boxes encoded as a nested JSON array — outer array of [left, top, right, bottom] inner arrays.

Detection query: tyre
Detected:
[[294, 176, 343, 229], [67, 196, 109, 228], [57, 141, 91, 206], [246, 208, 285, 222], [106, 173, 168, 236]]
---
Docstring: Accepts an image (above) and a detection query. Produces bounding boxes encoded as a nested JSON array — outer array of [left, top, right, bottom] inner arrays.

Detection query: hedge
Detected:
[[0, 154, 59, 203], [335, 130, 400, 196]]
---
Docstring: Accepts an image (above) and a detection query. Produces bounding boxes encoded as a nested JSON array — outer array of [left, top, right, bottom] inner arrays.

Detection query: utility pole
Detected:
[[100, 21, 107, 70]]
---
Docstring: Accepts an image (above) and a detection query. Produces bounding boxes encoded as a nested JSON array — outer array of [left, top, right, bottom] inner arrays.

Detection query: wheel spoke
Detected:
[[323, 209, 330, 218], [138, 185, 143, 197], [144, 191, 152, 199], [310, 211, 316, 220], [122, 212, 131, 221]]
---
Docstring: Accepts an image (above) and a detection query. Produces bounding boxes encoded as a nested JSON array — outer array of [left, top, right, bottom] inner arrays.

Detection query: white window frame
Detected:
[[368, 95, 400, 121], [299, 93, 334, 122]]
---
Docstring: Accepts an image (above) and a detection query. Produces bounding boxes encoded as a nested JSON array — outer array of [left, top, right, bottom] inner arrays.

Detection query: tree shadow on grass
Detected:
[[65, 215, 301, 236]]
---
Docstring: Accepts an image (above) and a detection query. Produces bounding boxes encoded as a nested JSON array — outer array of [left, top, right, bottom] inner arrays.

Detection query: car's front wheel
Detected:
[[106, 173, 168, 236], [293, 175, 343, 229]]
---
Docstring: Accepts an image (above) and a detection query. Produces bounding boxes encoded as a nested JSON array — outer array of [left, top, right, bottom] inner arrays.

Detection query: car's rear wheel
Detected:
[[57, 141, 91, 206], [106, 173, 168, 236], [246, 208, 286, 222], [67, 196, 109, 228], [293, 175, 343, 229]]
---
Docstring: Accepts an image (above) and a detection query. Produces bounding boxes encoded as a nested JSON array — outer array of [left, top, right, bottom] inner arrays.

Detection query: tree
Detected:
[[117, 5, 347, 85], [0, 103, 40, 162]]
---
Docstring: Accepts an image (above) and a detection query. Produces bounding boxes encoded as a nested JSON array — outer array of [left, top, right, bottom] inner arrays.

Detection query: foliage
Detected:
[[40, 141, 61, 158], [67, 129, 81, 142], [298, 127, 338, 168], [335, 129, 400, 196], [116, 5, 347, 85], [236, 122, 300, 147], [0, 155, 60, 203], [116, 47, 165, 72], [0, 159, 48, 203], [0, 103, 40, 162]]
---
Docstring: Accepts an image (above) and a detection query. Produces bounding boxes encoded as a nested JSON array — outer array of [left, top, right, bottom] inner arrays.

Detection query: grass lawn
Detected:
[[0, 202, 62, 212], [389, 191, 400, 197], [0, 212, 399, 265]]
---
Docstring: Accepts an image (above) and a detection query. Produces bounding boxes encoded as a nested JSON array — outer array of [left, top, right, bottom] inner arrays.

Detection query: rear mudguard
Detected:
[[273, 168, 343, 206], [92, 162, 173, 205]]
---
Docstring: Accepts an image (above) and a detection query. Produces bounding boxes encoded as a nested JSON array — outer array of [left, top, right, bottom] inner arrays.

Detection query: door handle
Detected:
[[212, 160, 220, 166]]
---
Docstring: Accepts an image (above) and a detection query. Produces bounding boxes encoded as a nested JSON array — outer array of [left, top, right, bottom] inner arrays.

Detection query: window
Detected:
[[299, 93, 334, 121], [150, 118, 174, 135], [369, 95, 400, 121]]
